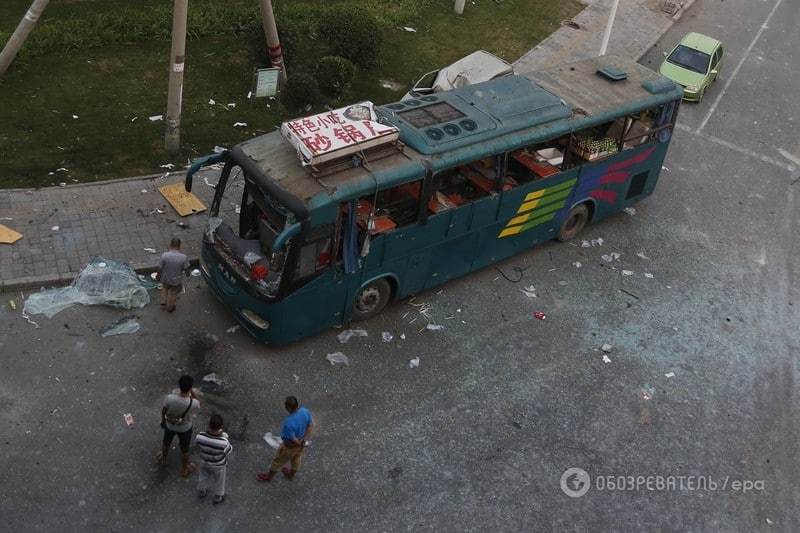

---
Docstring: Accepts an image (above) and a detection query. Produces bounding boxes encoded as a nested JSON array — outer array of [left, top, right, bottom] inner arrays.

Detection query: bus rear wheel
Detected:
[[352, 278, 391, 321], [557, 204, 589, 242]]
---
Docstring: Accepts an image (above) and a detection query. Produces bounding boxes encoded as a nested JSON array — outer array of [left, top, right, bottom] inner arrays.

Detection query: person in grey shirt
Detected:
[[158, 237, 189, 312], [157, 375, 201, 477]]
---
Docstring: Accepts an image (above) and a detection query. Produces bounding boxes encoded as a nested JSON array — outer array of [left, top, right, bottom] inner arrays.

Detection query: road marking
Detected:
[[675, 123, 796, 173], [696, 0, 785, 134], [777, 148, 800, 168]]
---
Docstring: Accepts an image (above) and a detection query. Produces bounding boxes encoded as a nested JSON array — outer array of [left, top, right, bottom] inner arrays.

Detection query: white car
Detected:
[[402, 50, 513, 100]]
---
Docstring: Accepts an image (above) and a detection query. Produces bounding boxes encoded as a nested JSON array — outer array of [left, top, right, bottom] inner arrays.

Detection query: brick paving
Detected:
[[1, 0, 695, 290]]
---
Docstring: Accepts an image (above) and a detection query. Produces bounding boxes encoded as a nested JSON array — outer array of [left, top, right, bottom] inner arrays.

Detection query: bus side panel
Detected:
[[422, 203, 478, 288], [279, 268, 350, 340], [570, 143, 665, 224]]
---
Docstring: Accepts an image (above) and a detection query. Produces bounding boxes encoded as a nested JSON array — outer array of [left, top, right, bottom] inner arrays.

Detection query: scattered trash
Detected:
[[247, 91, 252, 99], [400, 333, 406, 340], [591, 238, 604, 247], [644, 272, 654, 279], [326, 352, 350, 366], [623, 207, 637, 216], [140, 189, 148, 194], [148, 114, 163, 122], [24, 257, 155, 318], [409, 357, 420, 368], [100, 316, 140, 337], [233, 122, 248, 128], [8, 300, 16, 310], [190, 268, 201, 277], [533, 311, 546, 320], [50, 225, 59, 232], [600, 343, 612, 353], [337, 329, 367, 343], [664, 372, 675, 378], [150, 272, 158, 281], [766, 518, 774, 525], [226, 103, 236, 109], [425, 323, 444, 331], [602, 355, 611, 364], [143, 247, 157, 253], [123, 413, 134, 428], [293, 374, 299, 383], [572, 261, 582, 268], [639, 384, 655, 401], [622, 270, 634, 276], [661, 166, 670, 172], [208, 98, 216, 105], [213, 145, 227, 154], [520, 285, 537, 298], [130, 116, 138, 122], [636, 251, 650, 260], [382, 331, 393, 342], [263, 432, 283, 449], [72, 114, 79, 119], [601, 252, 621, 262], [402, 26, 417, 32], [379, 79, 405, 91], [202, 373, 223, 386], [226, 325, 240, 333], [203, 176, 217, 189], [159, 163, 175, 170]]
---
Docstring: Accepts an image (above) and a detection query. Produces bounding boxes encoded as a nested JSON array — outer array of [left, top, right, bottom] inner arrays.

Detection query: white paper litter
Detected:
[[202, 373, 223, 386], [50, 226, 59, 231], [623, 207, 637, 216], [644, 272, 654, 279], [208, 98, 216, 105], [602, 355, 611, 363], [636, 251, 650, 260], [326, 352, 350, 366], [581, 240, 591, 248], [72, 114, 79, 119], [226, 325, 241, 333], [425, 323, 444, 331], [337, 329, 368, 343], [520, 285, 537, 298], [572, 261, 582, 268], [190, 269, 201, 277], [263, 432, 283, 449], [591, 238, 604, 247], [665, 372, 675, 378], [148, 114, 163, 122], [233, 122, 248, 128], [402, 26, 417, 32], [150, 272, 158, 280], [213, 145, 227, 154], [247, 91, 253, 99], [409, 357, 420, 368], [622, 270, 634, 276], [143, 247, 157, 253], [601, 252, 621, 262], [400, 333, 406, 340], [159, 163, 175, 170], [382, 331, 393, 342], [226, 103, 236, 108], [601, 343, 613, 353]]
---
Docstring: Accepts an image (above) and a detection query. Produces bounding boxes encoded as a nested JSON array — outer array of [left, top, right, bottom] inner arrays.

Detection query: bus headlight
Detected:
[[240, 308, 270, 329]]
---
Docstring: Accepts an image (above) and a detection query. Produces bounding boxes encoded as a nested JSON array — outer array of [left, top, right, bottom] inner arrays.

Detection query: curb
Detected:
[[2, 258, 200, 294]]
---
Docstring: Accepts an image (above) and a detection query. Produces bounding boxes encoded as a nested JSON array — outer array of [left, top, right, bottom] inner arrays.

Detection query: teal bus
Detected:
[[186, 55, 682, 344]]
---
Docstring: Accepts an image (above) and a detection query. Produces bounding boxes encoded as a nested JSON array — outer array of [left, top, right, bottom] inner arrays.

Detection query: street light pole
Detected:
[[259, 0, 286, 80], [164, 0, 188, 152], [0, 0, 51, 77], [599, 0, 620, 56]]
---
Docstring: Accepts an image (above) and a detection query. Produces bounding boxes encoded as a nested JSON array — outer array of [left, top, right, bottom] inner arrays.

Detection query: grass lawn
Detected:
[[0, 0, 582, 188]]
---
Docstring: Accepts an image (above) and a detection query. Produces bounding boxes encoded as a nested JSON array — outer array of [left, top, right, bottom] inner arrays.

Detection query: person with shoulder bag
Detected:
[[157, 375, 200, 477]]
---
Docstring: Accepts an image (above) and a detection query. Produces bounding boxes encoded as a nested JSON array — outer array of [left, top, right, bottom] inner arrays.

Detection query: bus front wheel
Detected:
[[352, 278, 391, 321], [557, 204, 589, 242]]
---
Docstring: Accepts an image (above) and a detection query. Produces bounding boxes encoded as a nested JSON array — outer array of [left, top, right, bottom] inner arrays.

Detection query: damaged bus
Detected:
[[186, 55, 682, 344]]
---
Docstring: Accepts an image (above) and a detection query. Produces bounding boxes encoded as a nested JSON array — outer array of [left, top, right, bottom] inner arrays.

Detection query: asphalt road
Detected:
[[2, 1, 798, 531]]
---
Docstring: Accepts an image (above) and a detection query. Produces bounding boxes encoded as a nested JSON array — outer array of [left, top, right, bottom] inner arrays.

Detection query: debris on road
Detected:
[[400, 333, 406, 340], [148, 114, 163, 122], [572, 261, 582, 268], [24, 258, 154, 318], [425, 323, 444, 331], [326, 352, 350, 366], [202, 373, 223, 386], [190, 269, 201, 277], [0, 224, 21, 243], [337, 329, 368, 343], [50, 226, 59, 232], [639, 384, 655, 401], [143, 247, 157, 253], [409, 357, 420, 368], [8, 299, 16, 310], [533, 311, 546, 320], [601, 343, 613, 353], [402, 26, 417, 32], [382, 331, 393, 342], [636, 251, 650, 260], [520, 285, 538, 298], [123, 413, 134, 428], [100, 316, 140, 337], [263, 432, 283, 449], [665, 372, 675, 378], [226, 325, 241, 334], [644, 272, 654, 279], [159, 182, 206, 217], [601, 252, 621, 262], [623, 207, 637, 216], [622, 270, 634, 276], [233, 122, 248, 128], [602, 355, 611, 364]]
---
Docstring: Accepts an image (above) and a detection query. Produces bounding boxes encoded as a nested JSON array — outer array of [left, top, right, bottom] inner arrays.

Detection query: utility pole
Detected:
[[165, 0, 188, 152], [454, 0, 466, 15], [599, 0, 620, 56], [258, 0, 286, 80], [0, 0, 51, 77]]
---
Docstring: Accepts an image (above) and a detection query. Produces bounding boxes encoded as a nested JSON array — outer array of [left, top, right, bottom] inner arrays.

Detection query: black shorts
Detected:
[[163, 426, 192, 452]]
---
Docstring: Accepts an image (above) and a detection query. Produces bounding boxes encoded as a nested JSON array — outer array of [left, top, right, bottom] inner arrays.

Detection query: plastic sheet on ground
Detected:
[[409, 357, 420, 368], [100, 316, 140, 337], [337, 329, 368, 344], [263, 432, 283, 449], [326, 352, 350, 366], [24, 258, 155, 318]]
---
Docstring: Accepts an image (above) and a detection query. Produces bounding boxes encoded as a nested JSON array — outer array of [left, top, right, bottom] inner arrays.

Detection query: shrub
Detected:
[[316, 56, 356, 97], [318, 5, 384, 68], [283, 71, 323, 110]]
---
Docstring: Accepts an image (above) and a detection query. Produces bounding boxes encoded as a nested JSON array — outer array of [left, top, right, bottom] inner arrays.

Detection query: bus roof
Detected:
[[231, 54, 681, 209]]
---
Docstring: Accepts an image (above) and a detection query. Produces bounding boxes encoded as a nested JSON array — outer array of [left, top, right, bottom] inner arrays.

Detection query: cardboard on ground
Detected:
[[158, 182, 206, 217], [0, 224, 23, 244]]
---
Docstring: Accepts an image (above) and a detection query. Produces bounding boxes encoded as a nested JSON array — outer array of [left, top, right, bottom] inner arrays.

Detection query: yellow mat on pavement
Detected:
[[158, 182, 206, 217], [0, 224, 23, 244]]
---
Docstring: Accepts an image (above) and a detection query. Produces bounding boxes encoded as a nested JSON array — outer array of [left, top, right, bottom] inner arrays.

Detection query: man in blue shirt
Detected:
[[257, 396, 313, 482]]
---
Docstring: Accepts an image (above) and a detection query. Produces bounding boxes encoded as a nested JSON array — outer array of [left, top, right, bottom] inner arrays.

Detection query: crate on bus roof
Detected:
[[280, 102, 401, 168]]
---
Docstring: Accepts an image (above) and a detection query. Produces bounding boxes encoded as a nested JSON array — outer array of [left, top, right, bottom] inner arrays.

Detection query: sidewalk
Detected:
[[0, 0, 696, 292]]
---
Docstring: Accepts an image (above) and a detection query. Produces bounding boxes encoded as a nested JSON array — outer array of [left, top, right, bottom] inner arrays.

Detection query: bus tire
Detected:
[[352, 278, 391, 321], [557, 204, 589, 242]]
